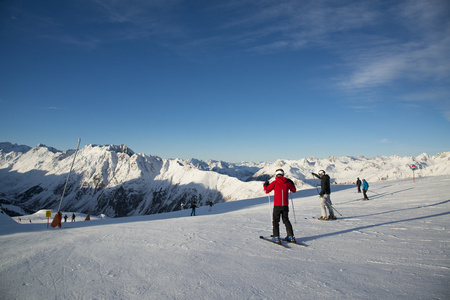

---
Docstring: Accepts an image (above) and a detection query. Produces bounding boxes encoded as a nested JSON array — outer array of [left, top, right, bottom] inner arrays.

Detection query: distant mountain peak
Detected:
[[107, 144, 135, 157], [0, 142, 32, 154]]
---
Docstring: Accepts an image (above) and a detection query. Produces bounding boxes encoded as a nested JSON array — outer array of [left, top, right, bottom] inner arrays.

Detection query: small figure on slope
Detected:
[[264, 169, 296, 243], [190, 203, 197, 216], [312, 170, 336, 220], [208, 201, 213, 212], [356, 177, 362, 193], [362, 179, 369, 200]]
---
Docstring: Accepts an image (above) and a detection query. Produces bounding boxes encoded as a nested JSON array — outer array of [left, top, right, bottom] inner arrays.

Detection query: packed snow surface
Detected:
[[1, 176, 449, 299]]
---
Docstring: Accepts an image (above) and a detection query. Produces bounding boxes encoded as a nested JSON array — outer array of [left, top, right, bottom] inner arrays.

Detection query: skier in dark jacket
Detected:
[[190, 203, 197, 216], [208, 201, 213, 212], [312, 170, 336, 220], [264, 169, 297, 243], [356, 178, 362, 193]]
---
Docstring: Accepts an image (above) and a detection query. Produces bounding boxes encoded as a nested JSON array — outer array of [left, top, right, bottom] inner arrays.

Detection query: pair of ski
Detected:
[[259, 236, 308, 248]]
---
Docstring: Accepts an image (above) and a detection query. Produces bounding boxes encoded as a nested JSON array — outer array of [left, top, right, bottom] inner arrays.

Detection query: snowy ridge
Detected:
[[0, 142, 449, 218], [0, 143, 265, 217], [252, 153, 450, 184], [0, 142, 32, 154]]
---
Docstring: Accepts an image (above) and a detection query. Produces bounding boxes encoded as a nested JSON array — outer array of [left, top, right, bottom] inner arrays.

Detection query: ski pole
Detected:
[[313, 176, 320, 195], [267, 194, 272, 223], [57, 138, 81, 212], [331, 205, 343, 217], [290, 191, 297, 224]]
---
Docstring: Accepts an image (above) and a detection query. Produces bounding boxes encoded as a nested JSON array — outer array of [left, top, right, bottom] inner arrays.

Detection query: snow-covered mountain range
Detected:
[[1, 142, 449, 218]]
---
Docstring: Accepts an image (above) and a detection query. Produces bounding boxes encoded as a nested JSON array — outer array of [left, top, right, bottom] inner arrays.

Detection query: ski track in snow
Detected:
[[0, 176, 449, 299]]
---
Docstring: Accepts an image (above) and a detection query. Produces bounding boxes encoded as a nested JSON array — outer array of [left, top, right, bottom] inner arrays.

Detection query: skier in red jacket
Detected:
[[264, 169, 296, 243]]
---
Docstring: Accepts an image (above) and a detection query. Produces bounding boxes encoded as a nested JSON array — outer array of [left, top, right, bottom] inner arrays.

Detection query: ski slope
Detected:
[[1, 176, 449, 299]]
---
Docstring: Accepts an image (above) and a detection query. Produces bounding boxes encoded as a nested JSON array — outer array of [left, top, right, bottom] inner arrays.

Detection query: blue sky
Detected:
[[1, 0, 449, 162]]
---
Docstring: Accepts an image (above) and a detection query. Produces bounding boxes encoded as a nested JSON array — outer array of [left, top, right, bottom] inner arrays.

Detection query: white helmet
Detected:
[[318, 170, 325, 176], [275, 169, 284, 176]]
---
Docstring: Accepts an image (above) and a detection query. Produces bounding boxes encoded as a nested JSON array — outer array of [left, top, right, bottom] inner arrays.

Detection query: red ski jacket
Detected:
[[264, 176, 296, 206]]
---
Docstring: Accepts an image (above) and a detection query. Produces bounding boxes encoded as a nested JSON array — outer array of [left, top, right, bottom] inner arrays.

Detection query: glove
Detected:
[[264, 180, 269, 187]]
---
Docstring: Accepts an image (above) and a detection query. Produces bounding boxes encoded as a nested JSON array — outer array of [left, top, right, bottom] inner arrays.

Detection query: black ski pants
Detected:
[[272, 206, 294, 238], [363, 189, 369, 200]]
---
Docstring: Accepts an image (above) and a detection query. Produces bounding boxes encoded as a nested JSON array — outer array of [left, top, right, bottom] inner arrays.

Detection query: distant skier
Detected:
[[64, 214, 68, 222], [362, 179, 369, 200], [72, 213, 76, 222], [264, 169, 296, 243], [312, 170, 336, 220], [190, 203, 197, 216], [356, 178, 362, 193], [181, 202, 184, 210], [208, 201, 213, 212]]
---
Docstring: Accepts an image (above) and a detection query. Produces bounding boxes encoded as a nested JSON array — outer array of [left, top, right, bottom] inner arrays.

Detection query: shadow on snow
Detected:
[[302, 199, 450, 242]]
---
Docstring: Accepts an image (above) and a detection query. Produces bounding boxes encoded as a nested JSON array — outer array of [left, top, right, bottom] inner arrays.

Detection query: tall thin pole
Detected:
[[267, 194, 272, 224], [330, 204, 343, 217], [57, 138, 81, 212], [290, 191, 297, 224], [313, 177, 320, 195]]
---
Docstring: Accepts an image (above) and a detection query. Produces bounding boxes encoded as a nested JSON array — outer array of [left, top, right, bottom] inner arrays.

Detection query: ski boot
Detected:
[[285, 236, 296, 243], [318, 216, 328, 221]]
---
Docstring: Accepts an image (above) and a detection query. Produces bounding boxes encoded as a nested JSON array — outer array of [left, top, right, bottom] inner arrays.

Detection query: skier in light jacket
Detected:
[[264, 169, 296, 243], [312, 170, 336, 220]]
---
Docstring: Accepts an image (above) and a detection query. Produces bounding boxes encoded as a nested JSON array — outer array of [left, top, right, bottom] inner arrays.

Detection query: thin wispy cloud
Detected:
[[207, 1, 450, 97], [3, 0, 185, 48], [195, 1, 449, 121], [328, 0, 450, 118], [212, 1, 380, 53], [340, 35, 450, 90], [444, 110, 450, 122], [401, 90, 450, 121], [89, 0, 184, 41], [42, 107, 64, 110]]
